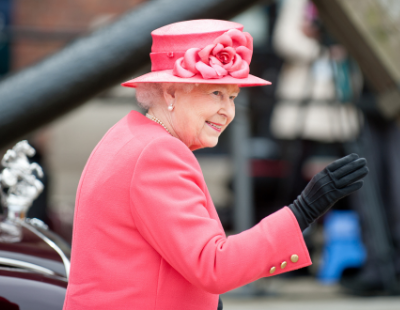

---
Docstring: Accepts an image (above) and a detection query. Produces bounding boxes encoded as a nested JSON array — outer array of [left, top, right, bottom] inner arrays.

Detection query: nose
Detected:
[[219, 97, 235, 123]]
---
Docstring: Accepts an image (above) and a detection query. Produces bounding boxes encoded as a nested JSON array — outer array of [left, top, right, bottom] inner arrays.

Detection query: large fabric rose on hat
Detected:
[[173, 29, 253, 79]]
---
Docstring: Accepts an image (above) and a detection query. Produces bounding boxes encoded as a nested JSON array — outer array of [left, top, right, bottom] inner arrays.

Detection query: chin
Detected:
[[203, 137, 219, 148], [190, 137, 219, 151]]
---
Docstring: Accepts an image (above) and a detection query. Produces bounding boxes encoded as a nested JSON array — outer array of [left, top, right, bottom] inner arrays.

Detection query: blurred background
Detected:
[[1, 0, 400, 308]]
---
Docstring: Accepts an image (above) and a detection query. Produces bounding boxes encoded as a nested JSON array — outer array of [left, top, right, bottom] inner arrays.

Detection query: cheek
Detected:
[[193, 108, 213, 130], [177, 107, 205, 139]]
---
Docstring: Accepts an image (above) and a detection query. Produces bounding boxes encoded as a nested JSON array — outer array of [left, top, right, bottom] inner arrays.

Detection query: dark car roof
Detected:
[[0, 267, 67, 310]]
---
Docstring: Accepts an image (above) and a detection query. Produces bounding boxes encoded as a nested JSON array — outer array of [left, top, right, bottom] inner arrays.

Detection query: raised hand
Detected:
[[289, 154, 369, 231]]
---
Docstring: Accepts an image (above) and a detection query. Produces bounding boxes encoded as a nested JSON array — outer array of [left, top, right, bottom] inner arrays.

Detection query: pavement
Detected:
[[221, 277, 400, 310]]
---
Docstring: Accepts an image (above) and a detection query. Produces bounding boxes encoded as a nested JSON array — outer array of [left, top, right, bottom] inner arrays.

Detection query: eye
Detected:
[[212, 91, 221, 96], [229, 95, 237, 100]]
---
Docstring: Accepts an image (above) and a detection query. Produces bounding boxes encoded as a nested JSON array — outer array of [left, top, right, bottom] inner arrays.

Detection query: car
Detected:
[[0, 141, 70, 310]]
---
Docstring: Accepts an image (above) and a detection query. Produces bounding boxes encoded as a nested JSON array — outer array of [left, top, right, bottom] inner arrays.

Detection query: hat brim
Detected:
[[121, 70, 271, 88]]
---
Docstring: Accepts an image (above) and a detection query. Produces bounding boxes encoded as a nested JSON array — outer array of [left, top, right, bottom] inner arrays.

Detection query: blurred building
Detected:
[[11, 0, 145, 70], [3, 0, 146, 240], [0, 0, 11, 77]]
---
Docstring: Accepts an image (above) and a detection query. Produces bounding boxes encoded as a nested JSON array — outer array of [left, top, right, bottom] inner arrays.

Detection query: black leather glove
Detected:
[[289, 153, 369, 231]]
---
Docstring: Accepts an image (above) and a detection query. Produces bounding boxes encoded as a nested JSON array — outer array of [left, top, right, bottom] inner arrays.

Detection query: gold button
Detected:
[[269, 266, 276, 274], [291, 254, 299, 263], [281, 261, 287, 269]]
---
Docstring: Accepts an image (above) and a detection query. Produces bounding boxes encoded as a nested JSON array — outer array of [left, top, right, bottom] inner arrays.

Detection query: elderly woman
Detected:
[[63, 20, 368, 310]]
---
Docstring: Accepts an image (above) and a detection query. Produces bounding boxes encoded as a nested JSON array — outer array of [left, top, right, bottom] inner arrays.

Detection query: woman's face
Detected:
[[170, 84, 239, 151]]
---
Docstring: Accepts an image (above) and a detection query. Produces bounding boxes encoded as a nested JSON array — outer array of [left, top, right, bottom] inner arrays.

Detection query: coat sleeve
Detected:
[[130, 136, 311, 294]]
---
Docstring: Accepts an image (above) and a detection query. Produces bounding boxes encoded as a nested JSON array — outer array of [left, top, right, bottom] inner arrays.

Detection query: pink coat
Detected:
[[63, 111, 311, 310]]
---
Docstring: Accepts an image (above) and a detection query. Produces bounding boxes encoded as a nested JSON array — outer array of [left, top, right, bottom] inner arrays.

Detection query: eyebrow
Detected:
[[203, 85, 240, 95], [229, 87, 240, 96], [220, 85, 240, 94]]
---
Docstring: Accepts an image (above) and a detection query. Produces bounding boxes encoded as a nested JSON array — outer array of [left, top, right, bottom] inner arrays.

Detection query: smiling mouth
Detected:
[[206, 121, 223, 132]]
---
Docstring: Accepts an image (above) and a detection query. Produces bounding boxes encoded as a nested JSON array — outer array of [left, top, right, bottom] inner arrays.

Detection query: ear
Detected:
[[162, 84, 176, 106]]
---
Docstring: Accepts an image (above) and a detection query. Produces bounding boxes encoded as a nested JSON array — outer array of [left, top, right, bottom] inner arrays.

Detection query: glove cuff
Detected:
[[288, 203, 309, 231], [289, 194, 317, 231]]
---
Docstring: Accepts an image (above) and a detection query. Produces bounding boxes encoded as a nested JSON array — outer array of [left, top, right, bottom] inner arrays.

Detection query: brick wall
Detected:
[[11, 0, 147, 70]]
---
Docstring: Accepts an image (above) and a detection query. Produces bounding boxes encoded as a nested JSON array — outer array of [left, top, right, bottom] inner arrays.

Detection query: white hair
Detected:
[[135, 83, 196, 110]]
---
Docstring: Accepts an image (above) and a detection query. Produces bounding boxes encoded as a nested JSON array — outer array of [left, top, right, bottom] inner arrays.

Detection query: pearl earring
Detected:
[[168, 103, 174, 111]]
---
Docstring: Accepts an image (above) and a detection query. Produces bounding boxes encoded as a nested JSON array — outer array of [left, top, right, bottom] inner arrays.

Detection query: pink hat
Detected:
[[122, 19, 271, 88]]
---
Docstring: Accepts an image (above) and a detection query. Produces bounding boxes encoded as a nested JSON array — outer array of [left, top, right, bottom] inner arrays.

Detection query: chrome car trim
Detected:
[[20, 220, 70, 279], [25, 218, 49, 230], [0, 257, 55, 275]]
